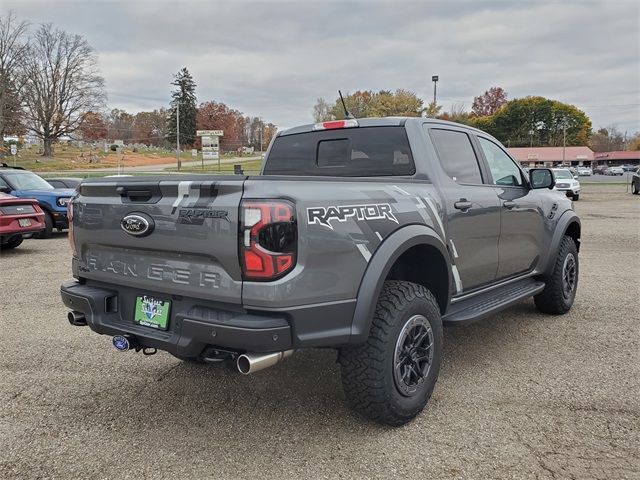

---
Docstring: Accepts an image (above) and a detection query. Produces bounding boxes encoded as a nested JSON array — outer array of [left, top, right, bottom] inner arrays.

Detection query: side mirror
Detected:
[[573, 175, 579, 180], [0, 185, 10, 194], [530, 168, 555, 190]]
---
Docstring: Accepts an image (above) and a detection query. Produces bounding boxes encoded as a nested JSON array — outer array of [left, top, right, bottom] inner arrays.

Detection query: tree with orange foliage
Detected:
[[197, 101, 244, 151], [78, 111, 107, 141]]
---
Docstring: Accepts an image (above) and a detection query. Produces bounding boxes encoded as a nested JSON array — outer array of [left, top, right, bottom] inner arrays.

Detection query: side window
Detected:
[[429, 128, 483, 184], [48, 180, 63, 188], [478, 137, 524, 187], [0, 176, 10, 189]]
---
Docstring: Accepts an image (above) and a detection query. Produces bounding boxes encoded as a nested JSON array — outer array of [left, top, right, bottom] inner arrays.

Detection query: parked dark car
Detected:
[[632, 168, 640, 195], [46, 177, 83, 189]]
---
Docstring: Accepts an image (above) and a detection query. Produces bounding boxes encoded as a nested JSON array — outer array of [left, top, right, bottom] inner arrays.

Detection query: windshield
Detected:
[[553, 169, 573, 180], [4, 171, 54, 190]]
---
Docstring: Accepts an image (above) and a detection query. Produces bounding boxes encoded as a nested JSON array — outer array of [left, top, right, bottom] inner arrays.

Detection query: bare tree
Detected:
[[23, 24, 105, 156], [0, 12, 30, 154], [313, 97, 333, 122]]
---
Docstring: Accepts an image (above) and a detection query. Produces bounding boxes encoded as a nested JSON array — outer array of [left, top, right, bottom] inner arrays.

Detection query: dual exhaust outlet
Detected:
[[68, 310, 294, 374]]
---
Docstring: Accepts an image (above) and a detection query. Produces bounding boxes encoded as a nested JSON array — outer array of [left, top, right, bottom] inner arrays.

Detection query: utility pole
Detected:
[[259, 117, 263, 152], [431, 75, 439, 105], [562, 120, 566, 164], [176, 101, 181, 170]]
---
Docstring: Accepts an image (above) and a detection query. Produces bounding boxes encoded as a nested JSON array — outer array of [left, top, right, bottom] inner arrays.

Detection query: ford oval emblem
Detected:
[[120, 213, 154, 237]]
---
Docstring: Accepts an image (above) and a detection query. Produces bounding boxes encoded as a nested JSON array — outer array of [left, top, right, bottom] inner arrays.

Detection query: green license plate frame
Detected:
[[134, 295, 171, 330]]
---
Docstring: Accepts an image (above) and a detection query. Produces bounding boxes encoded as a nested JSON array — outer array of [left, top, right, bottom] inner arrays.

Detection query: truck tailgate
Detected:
[[72, 176, 244, 304]]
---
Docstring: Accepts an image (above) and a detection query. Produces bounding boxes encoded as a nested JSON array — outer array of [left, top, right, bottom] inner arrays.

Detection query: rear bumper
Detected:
[[60, 281, 292, 356], [60, 280, 358, 355], [0, 214, 45, 236]]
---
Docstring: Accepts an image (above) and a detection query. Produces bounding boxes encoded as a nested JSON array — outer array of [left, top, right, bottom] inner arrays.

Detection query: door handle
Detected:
[[454, 200, 472, 211], [503, 201, 516, 210]]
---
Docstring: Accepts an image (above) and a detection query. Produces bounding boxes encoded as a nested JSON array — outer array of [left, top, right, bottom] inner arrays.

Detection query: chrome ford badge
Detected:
[[121, 213, 154, 237]]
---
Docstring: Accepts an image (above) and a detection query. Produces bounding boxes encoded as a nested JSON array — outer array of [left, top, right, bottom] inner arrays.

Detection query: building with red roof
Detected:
[[508, 146, 639, 167]]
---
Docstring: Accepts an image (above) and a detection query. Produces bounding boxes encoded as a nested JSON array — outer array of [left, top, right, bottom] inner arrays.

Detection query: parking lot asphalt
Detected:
[[1, 184, 638, 479]]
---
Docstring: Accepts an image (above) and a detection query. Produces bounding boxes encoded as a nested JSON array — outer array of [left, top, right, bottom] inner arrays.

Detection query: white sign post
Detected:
[[10, 144, 17, 166], [197, 130, 224, 171]]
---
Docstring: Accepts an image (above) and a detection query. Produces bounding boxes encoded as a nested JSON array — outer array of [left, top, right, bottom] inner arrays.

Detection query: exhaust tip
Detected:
[[236, 350, 294, 375], [68, 311, 87, 326], [237, 355, 251, 375]]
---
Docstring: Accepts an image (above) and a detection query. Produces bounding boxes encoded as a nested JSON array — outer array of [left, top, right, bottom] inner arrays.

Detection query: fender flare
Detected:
[[349, 224, 452, 344], [541, 211, 581, 275]]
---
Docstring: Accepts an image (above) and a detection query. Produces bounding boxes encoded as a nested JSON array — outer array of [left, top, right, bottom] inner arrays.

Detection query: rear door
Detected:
[[426, 125, 501, 293], [475, 136, 546, 279], [72, 176, 244, 303]]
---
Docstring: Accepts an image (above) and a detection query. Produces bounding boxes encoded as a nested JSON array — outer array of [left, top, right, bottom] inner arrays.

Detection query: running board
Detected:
[[443, 279, 545, 326]]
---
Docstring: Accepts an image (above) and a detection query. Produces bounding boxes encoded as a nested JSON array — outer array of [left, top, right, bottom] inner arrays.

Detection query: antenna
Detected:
[[338, 90, 354, 119]]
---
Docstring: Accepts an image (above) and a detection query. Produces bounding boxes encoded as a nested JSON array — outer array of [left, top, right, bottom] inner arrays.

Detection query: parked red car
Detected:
[[0, 193, 45, 250]]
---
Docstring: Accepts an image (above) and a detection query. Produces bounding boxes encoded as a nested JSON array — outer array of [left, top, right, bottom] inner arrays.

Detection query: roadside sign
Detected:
[[10, 145, 17, 155], [196, 130, 224, 137], [201, 134, 220, 160], [197, 130, 223, 169], [192, 149, 197, 157]]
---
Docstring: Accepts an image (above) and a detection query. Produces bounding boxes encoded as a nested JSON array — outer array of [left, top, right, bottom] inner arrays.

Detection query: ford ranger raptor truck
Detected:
[[61, 117, 580, 426]]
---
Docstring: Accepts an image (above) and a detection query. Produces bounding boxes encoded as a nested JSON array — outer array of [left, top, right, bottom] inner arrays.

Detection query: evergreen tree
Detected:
[[167, 67, 197, 147]]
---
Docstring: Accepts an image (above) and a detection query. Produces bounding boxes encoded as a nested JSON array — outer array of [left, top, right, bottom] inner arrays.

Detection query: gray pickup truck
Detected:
[[61, 117, 580, 425]]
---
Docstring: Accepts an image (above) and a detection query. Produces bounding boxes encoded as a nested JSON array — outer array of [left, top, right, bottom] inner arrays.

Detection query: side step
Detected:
[[443, 278, 545, 326]]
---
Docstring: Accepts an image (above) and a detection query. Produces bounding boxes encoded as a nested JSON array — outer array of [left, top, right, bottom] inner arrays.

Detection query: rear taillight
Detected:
[[240, 200, 297, 281], [67, 199, 76, 256]]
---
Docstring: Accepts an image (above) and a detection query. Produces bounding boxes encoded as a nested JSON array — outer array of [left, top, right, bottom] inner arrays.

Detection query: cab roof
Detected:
[[277, 116, 486, 137]]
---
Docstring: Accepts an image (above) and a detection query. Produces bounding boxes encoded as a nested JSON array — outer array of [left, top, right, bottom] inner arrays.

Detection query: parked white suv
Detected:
[[553, 168, 581, 201]]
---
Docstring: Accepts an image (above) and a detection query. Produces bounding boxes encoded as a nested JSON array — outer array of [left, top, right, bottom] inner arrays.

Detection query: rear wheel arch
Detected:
[[350, 225, 452, 344]]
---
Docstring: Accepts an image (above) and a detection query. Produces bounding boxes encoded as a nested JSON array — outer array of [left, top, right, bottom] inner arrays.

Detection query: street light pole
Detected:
[[431, 75, 439, 105], [176, 101, 181, 170]]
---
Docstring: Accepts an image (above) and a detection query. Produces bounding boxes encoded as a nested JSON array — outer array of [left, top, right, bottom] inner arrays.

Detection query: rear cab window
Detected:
[[428, 128, 483, 184], [263, 126, 416, 177]]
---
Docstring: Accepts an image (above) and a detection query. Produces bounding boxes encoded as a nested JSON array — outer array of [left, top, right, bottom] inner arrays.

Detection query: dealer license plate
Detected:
[[134, 295, 171, 330]]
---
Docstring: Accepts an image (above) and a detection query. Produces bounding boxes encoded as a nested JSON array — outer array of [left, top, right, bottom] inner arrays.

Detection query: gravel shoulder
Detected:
[[1, 185, 638, 479]]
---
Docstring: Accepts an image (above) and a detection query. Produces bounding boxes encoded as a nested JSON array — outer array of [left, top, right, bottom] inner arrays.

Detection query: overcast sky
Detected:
[[5, 0, 639, 132]]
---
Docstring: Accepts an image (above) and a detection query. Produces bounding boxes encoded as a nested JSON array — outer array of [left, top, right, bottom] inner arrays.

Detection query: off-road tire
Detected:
[[632, 182, 639, 195], [0, 235, 23, 250], [535, 235, 578, 315], [35, 211, 53, 239], [339, 280, 443, 426], [572, 194, 579, 201]]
